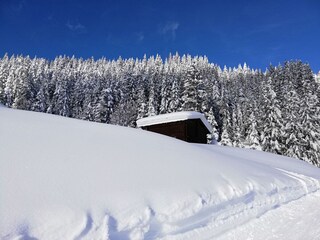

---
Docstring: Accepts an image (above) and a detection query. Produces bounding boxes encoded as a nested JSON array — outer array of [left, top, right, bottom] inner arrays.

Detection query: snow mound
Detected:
[[1, 107, 320, 240]]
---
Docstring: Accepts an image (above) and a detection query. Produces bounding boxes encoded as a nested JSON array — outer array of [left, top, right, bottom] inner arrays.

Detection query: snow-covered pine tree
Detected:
[[168, 75, 182, 112], [282, 88, 301, 158], [110, 100, 138, 127], [4, 60, 17, 107], [232, 105, 244, 148], [296, 63, 320, 166], [244, 104, 261, 150], [0, 54, 9, 104], [206, 107, 219, 143], [146, 55, 163, 116], [94, 88, 114, 123], [12, 56, 34, 110], [51, 66, 72, 116], [136, 77, 148, 119], [220, 98, 233, 146], [134, 57, 148, 119], [182, 60, 203, 111], [70, 76, 85, 119], [30, 59, 50, 113], [159, 61, 172, 114], [260, 77, 283, 154], [147, 76, 157, 116]]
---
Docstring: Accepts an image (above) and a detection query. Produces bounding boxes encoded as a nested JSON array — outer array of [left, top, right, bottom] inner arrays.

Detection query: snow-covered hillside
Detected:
[[1, 106, 320, 240]]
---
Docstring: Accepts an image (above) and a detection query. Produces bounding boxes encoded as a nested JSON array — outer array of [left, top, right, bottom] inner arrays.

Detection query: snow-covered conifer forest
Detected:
[[0, 53, 319, 166]]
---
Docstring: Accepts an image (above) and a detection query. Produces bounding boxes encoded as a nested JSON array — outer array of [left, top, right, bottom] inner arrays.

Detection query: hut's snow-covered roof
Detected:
[[136, 111, 213, 133]]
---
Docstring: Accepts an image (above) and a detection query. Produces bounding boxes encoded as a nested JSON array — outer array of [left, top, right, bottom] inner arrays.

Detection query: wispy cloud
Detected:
[[66, 21, 87, 34], [159, 21, 179, 40], [47, 14, 54, 21], [247, 23, 282, 35], [14, 0, 26, 12], [6, 0, 27, 14], [135, 32, 145, 42]]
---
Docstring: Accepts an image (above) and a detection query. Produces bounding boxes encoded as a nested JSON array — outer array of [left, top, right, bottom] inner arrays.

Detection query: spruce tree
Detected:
[[206, 107, 219, 143], [260, 77, 283, 154], [12, 58, 33, 110], [0, 54, 9, 104], [182, 61, 202, 111], [245, 110, 261, 150]]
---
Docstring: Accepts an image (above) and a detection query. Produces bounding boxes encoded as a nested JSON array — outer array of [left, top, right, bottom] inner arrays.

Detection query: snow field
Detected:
[[1, 106, 320, 240], [216, 191, 320, 240]]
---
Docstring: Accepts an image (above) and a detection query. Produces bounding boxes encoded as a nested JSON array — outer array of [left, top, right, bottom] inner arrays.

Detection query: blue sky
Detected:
[[1, 0, 319, 72]]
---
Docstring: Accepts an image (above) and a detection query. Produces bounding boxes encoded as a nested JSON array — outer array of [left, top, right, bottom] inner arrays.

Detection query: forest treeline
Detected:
[[0, 53, 319, 166]]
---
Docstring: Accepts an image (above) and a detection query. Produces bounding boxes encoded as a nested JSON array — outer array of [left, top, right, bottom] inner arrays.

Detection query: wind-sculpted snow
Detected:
[[1, 106, 320, 240]]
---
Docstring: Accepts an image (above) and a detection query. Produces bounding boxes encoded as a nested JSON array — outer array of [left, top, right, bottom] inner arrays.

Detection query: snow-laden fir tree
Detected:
[[136, 78, 148, 119], [282, 89, 300, 158], [296, 63, 320, 166], [12, 57, 34, 110], [160, 62, 173, 114], [182, 61, 203, 112], [260, 77, 283, 154], [244, 106, 261, 150], [206, 107, 219, 143], [0, 54, 9, 104], [30, 59, 50, 113], [168, 76, 181, 112], [232, 103, 244, 148], [94, 88, 114, 123], [220, 99, 233, 146], [147, 77, 157, 116]]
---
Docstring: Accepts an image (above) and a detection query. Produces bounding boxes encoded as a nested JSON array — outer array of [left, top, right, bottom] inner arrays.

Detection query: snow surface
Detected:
[[136, 111, 213, 133], [216, 191, 320, 240], [1, 105, 320, 240]]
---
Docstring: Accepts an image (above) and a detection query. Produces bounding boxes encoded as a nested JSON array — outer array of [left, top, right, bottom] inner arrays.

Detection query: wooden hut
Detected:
[[136, 111, 212, 144]]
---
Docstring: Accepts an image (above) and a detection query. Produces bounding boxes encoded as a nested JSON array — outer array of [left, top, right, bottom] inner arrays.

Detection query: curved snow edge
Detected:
[[12, 172, 317, 240], [156, 170, 320, 240]]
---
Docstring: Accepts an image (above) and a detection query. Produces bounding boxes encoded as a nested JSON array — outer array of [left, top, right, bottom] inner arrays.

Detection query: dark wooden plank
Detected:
[[143, 121, 186, 141], [141, 119, 210, 144]]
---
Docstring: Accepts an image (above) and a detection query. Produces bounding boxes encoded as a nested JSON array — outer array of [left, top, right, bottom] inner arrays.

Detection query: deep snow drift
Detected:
[[1, 105, 320, 240]]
